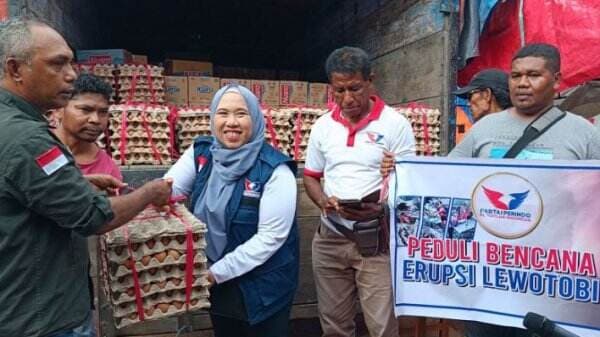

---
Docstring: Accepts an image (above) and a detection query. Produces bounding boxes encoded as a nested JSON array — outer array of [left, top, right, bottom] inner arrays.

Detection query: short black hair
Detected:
[[72, 73, 113, 101], [512, 43, 561, 73], [325, 46, 371, 81], [492, 88, 512, 109]]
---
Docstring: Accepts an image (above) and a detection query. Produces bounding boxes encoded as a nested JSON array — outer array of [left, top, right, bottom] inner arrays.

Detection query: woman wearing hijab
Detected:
[[165, 84, 299, 337]]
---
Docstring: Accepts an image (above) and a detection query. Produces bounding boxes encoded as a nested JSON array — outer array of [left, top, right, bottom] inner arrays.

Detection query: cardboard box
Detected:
[[164, 76, 188, 106], [220, 78, 252, 89], [131, 54, 148, 65], [251, 80, 280, 107], [178, 71, 214, 77], [76, 49, 132, 65], [280, 81, 308, 106], [188, 76, 220, 106], [308, 83, 331, 107], [166, 59, 213, 76]]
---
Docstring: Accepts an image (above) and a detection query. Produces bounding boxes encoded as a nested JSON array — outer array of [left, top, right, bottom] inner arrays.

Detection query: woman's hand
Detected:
[[206, 271, 216, 288]]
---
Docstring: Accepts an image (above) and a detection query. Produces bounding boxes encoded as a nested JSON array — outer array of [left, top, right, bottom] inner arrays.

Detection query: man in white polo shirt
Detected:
[[303, 46, 415, 337]]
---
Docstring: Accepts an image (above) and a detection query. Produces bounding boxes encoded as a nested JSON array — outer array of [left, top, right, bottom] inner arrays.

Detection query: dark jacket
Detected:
[[191, 136, 299, 324]]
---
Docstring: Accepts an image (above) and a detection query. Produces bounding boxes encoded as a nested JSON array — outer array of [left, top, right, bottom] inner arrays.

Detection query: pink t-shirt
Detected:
[[79, 149, 123, 181]]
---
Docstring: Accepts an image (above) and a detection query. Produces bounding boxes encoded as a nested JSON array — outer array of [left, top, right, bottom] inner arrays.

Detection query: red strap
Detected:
[[168, 206, 195, 310], [167, 106, 180, 159], [127, 70, 138, 105], [406, 102, 431, 109], [421, 110, 432, 156], [145, 65, 157, 105], [119, 107, 128, 165], [379, 174, 391, 250], [122, 225, 145, 321], [293, 107, 303, 160], [379, 175, 390, 203], [104, 129, 112, 154], [264, 108, 280, 150], [140, 105, 163, 164]]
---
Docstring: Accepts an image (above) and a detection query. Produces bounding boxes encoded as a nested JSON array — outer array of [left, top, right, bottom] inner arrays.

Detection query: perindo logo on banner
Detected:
[[471, 172, 543, 239]]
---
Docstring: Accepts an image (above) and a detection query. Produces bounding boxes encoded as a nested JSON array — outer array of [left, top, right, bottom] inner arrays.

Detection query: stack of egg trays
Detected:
[[289, 107, 327, 161], [116, 64, 165, 104], [395, 106, 441, 156], [100, 204, 211, 328], [108, 104, 173, 165], [263, 108, 293, 156], [176, 107, 211, 153]]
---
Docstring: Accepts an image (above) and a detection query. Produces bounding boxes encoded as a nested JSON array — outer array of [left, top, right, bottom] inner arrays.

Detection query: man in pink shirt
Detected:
[[53, 73, 120, 337], [54, 73, 121, 181]]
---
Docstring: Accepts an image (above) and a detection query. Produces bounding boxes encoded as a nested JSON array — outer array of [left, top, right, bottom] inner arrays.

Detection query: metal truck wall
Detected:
[[305, 0, 458, 154], [8, 0, 104, 49]]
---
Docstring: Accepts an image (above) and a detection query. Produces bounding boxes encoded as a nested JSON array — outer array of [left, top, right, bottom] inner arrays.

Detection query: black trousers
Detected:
[[210, 302, 292, 337]]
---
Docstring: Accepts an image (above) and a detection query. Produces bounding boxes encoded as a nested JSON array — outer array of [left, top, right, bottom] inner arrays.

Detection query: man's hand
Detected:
[[85, 174, 126, 195], [380, 150, 395, 178], [140, 178, 173, 212], [318, 195, 339, 216]]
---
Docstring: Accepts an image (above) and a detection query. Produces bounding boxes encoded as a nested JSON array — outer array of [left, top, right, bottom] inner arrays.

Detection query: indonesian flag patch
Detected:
[[35, 146, 68, 175]]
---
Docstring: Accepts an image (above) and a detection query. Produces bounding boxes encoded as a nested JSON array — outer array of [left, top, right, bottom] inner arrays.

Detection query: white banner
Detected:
[[388, 157, 600, 336]]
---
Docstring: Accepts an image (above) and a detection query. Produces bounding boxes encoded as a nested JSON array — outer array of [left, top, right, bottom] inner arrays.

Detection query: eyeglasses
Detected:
[[466, 89, 483, 100]]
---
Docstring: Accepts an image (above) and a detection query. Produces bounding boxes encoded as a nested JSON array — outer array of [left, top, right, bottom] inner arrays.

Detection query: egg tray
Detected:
[[117, 96, 166, 105], [109, 148, 171, 158], [112, 290, 210, 327], [109, 149, 172, 160], [110, 273, 209, 304], [117, 89, 165, 97], [99, 204, 210, 327], [264, 129, 292, 142], [109, 128, 171, 139], [413, 131, 440, 141], [108, 249, 207, 279], [179, 130, 211, 139], [108, 263, 208, 300], [107, 231, 205, 261], [109, 262, 207, 290], [179, 128, 210, 138], [104, 205, 205, 243], [416, 142, 441, 150], [109, 138, 171, 149], [113, 286, 208, 317], [111, 154, 172, 165], [114, 295, 210, 328], [292, 123, 313, 132], [116, 64, 164, 78], [118, 78, 164, 88], [109, 121, 170, 132], [109, 105, 170, 121], [78, 64, 116, 78]]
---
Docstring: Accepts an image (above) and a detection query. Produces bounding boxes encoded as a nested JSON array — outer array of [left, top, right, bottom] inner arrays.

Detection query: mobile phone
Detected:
[[337, 199, 362, 209]]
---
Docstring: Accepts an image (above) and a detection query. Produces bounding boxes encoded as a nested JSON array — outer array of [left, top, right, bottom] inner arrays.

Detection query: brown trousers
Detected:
[[312, 223, 398, 337]]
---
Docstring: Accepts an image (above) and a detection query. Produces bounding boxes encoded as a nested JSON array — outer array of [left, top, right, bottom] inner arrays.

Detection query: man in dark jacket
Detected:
[[0, 18, 172, 337]]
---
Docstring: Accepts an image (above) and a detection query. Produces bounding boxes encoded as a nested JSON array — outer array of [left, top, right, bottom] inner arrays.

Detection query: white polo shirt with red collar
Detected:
[[304, 96, 416, 230]]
